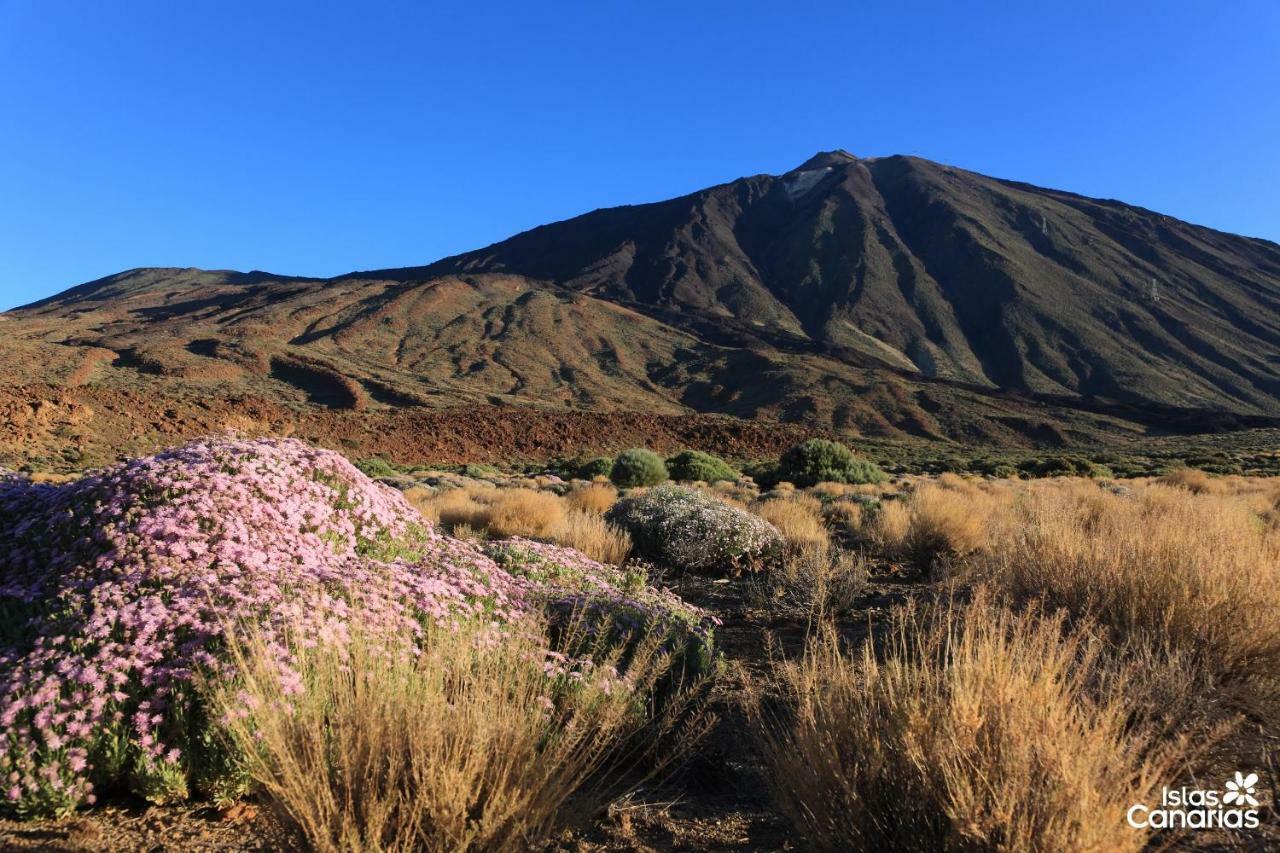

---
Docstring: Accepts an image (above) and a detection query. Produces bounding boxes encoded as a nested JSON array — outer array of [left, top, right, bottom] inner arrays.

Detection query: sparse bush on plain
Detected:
[[609, 448, 668, 488], [607, 484, 782, 573], [870, 498, 911, 551], [666, 450, 738, 484], [1018, 455, 1112, 479], [777, 439, 888, 488]]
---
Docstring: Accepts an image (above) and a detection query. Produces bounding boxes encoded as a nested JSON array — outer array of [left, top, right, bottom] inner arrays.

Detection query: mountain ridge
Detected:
[[4, 150, 1280, 464]]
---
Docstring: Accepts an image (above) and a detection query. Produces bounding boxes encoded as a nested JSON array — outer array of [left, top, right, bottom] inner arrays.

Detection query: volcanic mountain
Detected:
[[4, 150, 1280, 464]]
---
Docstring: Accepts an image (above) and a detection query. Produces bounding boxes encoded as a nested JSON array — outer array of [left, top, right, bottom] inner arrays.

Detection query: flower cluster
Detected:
[[0, 438, 713, 817], [607, 485, 782, 573]]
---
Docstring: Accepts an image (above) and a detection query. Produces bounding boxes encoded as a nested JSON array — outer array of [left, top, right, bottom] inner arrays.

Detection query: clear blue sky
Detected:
[[1, 1, 1277, 309]]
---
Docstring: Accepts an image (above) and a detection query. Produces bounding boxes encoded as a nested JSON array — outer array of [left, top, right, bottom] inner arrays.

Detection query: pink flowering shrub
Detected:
[[0, 438, 713, 818]]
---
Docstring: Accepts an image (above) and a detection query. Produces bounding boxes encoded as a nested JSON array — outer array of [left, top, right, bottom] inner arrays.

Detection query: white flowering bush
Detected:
[[0, 438, 714, 818], [607, 485, 782, 573]]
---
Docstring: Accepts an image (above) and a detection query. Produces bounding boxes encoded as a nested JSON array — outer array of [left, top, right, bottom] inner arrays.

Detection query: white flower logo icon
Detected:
[[1224, 772, 1260, 807]]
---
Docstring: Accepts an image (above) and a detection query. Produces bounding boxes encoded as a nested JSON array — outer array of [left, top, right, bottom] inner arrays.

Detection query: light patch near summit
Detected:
[[783, 167, 831, 199]]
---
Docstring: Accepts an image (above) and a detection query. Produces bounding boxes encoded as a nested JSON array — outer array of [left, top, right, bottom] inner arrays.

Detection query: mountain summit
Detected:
[[793, 149, 860, 170], [410, 151, 1280, 414], [5, 151, 1280, 458]]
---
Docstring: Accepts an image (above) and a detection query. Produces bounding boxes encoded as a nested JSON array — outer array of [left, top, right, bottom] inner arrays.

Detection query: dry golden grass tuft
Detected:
[[26, 471, 79, 485], [757, 590, 1185, 852], [869, 499, 911, 552], [214, 618, 703, 853], [414, 486, 488, 530], [970, 481, 1280, 724], [408, 484, 634, 563], [483, 488, 567, 538], [1157, 467, 1222, 495], [550, 511, 632, 565], [564, 483, 618, 515], [821, 500, 863, 535], [810, 481, 852, 500], [751, 498, 829, 553], [753, 545, 866, 621], [896, 483, 994, 572], [400, 486, 435, 520]]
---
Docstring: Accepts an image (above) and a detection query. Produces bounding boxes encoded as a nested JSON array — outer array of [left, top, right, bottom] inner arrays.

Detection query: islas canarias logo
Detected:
[[1127, 772, 1263, 829]]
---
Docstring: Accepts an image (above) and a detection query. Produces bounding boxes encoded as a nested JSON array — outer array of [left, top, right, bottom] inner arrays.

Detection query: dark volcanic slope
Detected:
[[406, 150, 1280, 414], [4, 150, 1280, 461]]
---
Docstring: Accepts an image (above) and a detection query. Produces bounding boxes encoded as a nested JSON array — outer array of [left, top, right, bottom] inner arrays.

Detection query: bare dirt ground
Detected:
[[0, 383, 828, 472]]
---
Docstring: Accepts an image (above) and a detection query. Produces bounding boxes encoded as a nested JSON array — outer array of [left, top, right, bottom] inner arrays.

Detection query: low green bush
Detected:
[[777, 439, 888, 487], [355, 457, 399, 479], [1018, 456, 1113, 479], [577, 456, 614, 480], [610, 449, 668, 488], [666, 450, 738, 483]]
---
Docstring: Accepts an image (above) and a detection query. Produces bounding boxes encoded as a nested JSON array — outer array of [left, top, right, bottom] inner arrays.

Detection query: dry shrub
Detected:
[[400, 486, 436, 521], [759, 591, 1184, 852], [564, 483, 618, 515], [754, 545, 866, 620], [551, 511, 632, 565], [810, 481, 851, 500], [870, 499, 911, 551], [26, 471, 78, 485], [214, 618, 701, 853], [821, 500, 862, 535], [752, 498, 829, 553], [895, 483, 993, 573], [972, 482, 1280, 724], [412, 487, 567, 539], [484, 489, 567, 538], [421, 487, 490, 531], [710, 480, 757, 504], [1157, 467, 1222, 495], [450, 523, 481, 542], [696, 484, 749, 509], [934, 471, 974, 491]]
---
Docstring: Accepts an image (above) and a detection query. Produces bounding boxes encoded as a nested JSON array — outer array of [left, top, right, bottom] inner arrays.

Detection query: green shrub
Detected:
[[777, 439, 888, 488], [742, 460, 781, 489], [987, 464, 1020, 480], [607, 485, 782, 573], [577, 456, 614, 480], [355, 457, 399, 479], [1018, 456, 1112, 479], [609, 449, 668, 488], [666, 450, 738, 483]]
